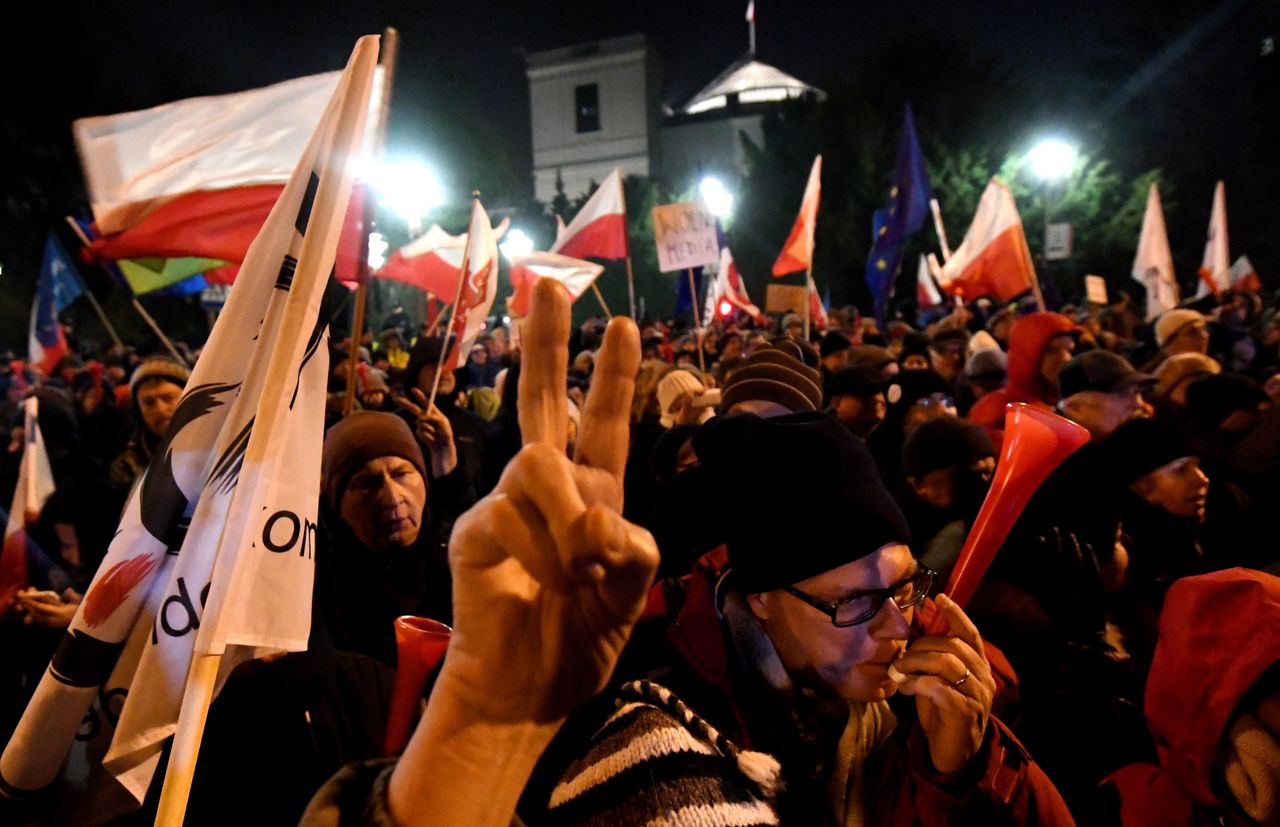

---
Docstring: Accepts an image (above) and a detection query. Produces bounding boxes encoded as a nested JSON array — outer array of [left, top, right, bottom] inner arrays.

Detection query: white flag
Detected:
[[0, 397, 56, 614], [1195, 180, 1230, 298], [446, 199, 500, 369], [0, 36, 378, 821], [1131, 183, 1179, 321]]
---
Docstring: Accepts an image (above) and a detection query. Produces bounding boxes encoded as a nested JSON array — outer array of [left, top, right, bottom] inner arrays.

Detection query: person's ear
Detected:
[[746, 591, 772, 622], [1129, 475, 1154, 499], [907, 475, 929, 499]]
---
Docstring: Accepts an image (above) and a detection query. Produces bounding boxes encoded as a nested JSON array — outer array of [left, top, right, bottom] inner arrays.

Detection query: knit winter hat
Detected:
[[720, 345, 823, 414], [657, 370, 706, 428], [1155, 309, 1207, 347], [819, 330, 853, 358], [902, 416, 995, 479], [965, 346, 1008, 381], [1153, 353, 1221, 399], [1103, 416, 1198, 486], [129, 358, 191, 394], [322, 411, 427, 508], [694, 412, 911, 593]]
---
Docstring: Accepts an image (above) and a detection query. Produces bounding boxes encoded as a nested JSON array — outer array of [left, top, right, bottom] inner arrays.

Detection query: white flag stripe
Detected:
[[1131, 183, 1178, 321]]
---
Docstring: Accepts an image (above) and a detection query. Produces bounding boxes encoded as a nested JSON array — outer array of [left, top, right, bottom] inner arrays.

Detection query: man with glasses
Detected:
[[547, 412, 1072, 824]]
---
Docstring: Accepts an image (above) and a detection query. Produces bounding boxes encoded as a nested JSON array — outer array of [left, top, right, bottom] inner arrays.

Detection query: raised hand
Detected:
[[395, 387, 458, 478]]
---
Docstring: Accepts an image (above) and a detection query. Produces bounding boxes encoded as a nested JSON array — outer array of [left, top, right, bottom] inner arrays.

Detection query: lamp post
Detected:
[[1027, 138, 1077, 309]]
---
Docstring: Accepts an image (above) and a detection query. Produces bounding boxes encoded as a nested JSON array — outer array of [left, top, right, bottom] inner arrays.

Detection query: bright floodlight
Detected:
[[699, 176, 734, 218], [374, 160, 445, 225], [1028, 139, 1078, 181], [499, 228, 535, 259]]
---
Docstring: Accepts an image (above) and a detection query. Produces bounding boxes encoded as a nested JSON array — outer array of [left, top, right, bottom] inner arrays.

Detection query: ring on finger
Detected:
[[951, 667, 971, 689]]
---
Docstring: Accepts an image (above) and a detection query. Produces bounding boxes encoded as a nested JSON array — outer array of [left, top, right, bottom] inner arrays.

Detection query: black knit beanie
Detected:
[[322, 411, 427, 508], [902, 416, 994, 478], [1103, 417, 1198, 486], [694, 412, 912, 593]]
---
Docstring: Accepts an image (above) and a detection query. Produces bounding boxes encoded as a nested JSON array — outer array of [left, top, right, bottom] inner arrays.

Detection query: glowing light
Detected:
[[372, 159, 444, 225], [1028, 139, 1078, 181], [367, 231, 389, 270], [718, 299, 734, 317], [499, 228, 535, 259], [699, 176, 734, 219]]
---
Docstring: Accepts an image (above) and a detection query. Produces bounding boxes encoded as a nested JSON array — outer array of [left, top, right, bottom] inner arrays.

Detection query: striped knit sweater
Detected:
[[546, 680, 782, 826]]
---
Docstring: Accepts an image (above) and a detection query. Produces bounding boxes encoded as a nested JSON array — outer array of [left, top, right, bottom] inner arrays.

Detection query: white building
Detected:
[[526, 34, 824, 203]]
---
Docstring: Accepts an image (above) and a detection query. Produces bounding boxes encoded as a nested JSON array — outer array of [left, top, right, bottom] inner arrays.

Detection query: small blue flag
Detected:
[[865, 106, 932, 321], [42, 233, 85, 312], [674, 267, 704, 319]]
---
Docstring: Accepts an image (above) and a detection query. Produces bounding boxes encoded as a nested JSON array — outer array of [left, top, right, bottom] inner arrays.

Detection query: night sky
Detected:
[[1, 0, 1276, 344]]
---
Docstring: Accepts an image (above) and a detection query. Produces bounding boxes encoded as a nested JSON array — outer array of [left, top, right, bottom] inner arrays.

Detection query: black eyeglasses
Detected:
[[782, 564, 936, 627]]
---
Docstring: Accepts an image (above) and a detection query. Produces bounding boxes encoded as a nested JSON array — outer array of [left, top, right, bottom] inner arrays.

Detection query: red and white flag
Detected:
[[1230, 255, 1261, 293], [0, 37, 378, 821], [506, 252, 604, 318], [807, 273, 829, 332], [446, 199, 501, 368], [1131, 183, 1179, 321], [551, 168, 628, 260], [0, 397, 56, 616], [376, 218, 509, 298], [75, 65, 378, 280], [917, 254, 943, 308], [712, 245, 764, 320], [938, 177, 1037, 302], [772, 155, 822, 276], [1196, 181, 1230, 298]]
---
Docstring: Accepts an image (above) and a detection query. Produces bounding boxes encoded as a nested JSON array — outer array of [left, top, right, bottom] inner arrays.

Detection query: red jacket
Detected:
[[1101, 568, 1280, 826], [968, 313, 1080, 448]]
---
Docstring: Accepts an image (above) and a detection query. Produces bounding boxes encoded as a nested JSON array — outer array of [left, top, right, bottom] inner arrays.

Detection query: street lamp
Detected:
[[499, 228, 535, 259], [699, 176, 734, 219], [373, 159, 445, 237], [1028, 139, 1077, 181]]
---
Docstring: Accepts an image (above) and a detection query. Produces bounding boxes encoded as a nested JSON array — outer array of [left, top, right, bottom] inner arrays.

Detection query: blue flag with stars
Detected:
[[865, 106, 932, 321], [42, 233, 85, 312]]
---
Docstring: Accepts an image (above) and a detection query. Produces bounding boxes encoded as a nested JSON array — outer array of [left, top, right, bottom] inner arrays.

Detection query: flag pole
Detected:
[[803, 267, 812, 341], [929, 198, 952, 262], [686, 268, 707, 377], [153, 653, 220, 827], [426, 193, 477, 411], [343, 27, 399, 415], [624, 255, 637, 319], [590, 281, 612, 317]]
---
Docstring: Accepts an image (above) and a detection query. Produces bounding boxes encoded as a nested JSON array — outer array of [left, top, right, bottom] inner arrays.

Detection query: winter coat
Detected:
[[968, 314, 1080, 447]]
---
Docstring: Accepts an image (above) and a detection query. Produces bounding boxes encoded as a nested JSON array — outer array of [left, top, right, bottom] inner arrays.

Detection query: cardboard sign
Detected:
[[765, 284, 808, 315], [1045, 222, 1073, 261], [651, 202, 719, 272], [1084, 274, 1108, 305]]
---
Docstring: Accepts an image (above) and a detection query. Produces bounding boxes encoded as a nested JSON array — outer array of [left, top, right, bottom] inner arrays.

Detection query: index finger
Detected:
[[518, 278, 570, 450], [574, 315, 639, 480], [393, 394, 423, 418], [935, 593, 985, 658]]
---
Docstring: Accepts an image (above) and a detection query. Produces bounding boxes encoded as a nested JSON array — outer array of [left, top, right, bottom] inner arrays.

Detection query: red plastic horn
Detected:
[[945, 403, 1090, 608], [382, 616, 452, 756]]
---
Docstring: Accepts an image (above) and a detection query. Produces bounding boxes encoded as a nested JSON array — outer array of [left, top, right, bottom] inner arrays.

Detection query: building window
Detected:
[[575, 83, 600, 133]]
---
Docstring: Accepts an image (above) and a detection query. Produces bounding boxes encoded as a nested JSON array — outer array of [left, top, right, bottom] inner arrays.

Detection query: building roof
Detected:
[[680, 54, 825, 116]]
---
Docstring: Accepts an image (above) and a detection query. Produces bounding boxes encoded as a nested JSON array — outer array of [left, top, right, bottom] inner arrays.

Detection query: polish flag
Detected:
[[1230, 255, 1261, 293], [0, 398, 56, 616], [807, 273, 829, 331], [917, 254, 943, 308], [551, 169, 628, 260], [75, 69, 378, 280], [506, 252, 604, 317], [938, 177, 1036, 302], [446, 200, 501, 368], [772, 155, 822, 276], [1195, 181, 1230, 298], [712, 245, 764, 320], [376, 218, 509, 298], [1131, 183, 1179, 321]]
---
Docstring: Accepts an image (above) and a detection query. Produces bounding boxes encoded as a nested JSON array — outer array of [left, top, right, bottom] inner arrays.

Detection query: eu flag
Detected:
[[865, 106, 932, 321], [42, 233, 85, 312]]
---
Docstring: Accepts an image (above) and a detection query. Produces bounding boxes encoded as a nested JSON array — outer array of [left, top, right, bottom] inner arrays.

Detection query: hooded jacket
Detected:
[[1100, 569, 1280, 826], [968, 314, 1080, 443]]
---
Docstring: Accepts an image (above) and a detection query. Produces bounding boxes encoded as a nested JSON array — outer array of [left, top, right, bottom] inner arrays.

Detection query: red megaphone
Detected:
[[945, 403, 1090, 608], [382, 616, 452, 756]]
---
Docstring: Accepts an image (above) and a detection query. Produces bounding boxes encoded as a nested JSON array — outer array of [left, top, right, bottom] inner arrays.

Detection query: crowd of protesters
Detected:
[[1, 278, 1279, 826]]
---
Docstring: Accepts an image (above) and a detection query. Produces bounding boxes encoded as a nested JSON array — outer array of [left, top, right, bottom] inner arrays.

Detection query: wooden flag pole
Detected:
[[343, 28, 399, 415], [153, 653, 220, 827], [625, 255, 637, 320], [590, 281, 612, 317], [929, 198, 953, 262], [803, 267, 813, 341], [426, 193, 477, 411], [685, 268, 707, 377]]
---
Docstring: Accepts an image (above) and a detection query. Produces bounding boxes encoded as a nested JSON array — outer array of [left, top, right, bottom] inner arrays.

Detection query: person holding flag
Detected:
[[865, 106, 933, 322]]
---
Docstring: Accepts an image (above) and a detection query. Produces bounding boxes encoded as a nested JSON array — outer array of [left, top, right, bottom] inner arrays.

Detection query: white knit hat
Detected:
[[657, 369, 705, 428]]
